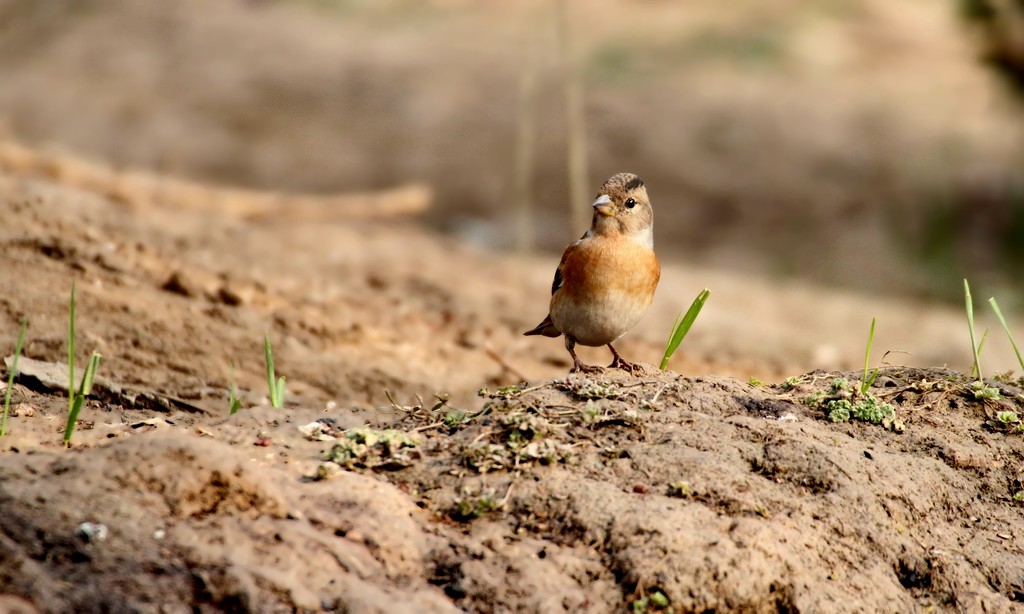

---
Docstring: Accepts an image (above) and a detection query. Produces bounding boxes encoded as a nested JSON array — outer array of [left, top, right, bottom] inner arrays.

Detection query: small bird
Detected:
[[525, 172, 660, 374]]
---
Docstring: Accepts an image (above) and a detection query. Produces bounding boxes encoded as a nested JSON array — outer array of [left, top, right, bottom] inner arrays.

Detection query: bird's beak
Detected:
[[592, 194, 615, 217]]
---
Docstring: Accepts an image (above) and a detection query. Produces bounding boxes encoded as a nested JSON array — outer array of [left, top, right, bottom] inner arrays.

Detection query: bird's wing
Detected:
[[551, 234, 586, 295], [524, 236, 588, 337], [551, 245, 573, 294]]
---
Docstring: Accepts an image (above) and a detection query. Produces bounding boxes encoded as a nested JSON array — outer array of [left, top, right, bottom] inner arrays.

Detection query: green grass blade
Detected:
[[865, 368, 879, 389], [276, 376, 287, 407], [264, 333, 275, 405], [64, 395, 85, 446], [861, 317, 876, 394], [68, 281, 76, 416], [80, 352, 101, 396], [664, 311, 683, 348], [64, 352, 101, 447], [989, 297, 1024, 374], [970, 329, 989, 379], [265, 333, 285, 408], [228, 360, 241, 415], [964, 279, 982, 383], [2, 319, 28, 437], [660, 288, 710, 370]]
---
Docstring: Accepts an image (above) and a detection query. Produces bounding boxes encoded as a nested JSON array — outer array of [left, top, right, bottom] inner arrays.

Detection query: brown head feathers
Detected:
[[599, 173, 644, 197], [590, 173, 653, 245]]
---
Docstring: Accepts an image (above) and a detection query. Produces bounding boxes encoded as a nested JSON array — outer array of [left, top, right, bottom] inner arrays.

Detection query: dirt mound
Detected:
[[385, 368, 1024, 612], [3, 157, 1024, 611], [0, 427, 459, 612], [2, 366, 1024, 612]]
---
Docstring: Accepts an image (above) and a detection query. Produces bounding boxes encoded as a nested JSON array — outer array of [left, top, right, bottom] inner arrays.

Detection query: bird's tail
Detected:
[[523, 315, 562, 338]]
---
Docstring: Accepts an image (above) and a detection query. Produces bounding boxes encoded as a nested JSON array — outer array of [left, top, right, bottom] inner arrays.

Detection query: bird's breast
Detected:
[[550, 238, 660, 346], [562, 238, 659, 302]]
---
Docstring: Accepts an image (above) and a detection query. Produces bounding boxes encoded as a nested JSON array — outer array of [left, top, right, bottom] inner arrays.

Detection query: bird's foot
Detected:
[[571, 360, 604, 374], [608, 356, 645, 375]]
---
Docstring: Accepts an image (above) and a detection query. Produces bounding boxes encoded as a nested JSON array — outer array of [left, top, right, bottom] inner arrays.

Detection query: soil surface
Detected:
[[2, 162, 1024, 613], [4, 3, 1024, 612]]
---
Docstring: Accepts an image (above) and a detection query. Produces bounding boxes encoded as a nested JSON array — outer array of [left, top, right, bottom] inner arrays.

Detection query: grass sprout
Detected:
[[989, 297, 1024, 374], [2, 319, 27, 437], [64, 353, 101, 447], [264, 333, 286, 408], [970, 328, 990, 380], [964, 279, 983, 383], [632, 591, 670, 613], [68, 281, 76, 417], [860, 317, 879, 394], [228, 360, 242, 415], [660, 288, 710, 370], [64, 283, 102, 447]]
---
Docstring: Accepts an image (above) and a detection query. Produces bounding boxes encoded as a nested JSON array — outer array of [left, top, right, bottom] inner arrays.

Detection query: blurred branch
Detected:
[[515, 18, 541, 253], [962, 0, 1024, 92], [0, 140, 431, 220], [556, 0, 590, 236]]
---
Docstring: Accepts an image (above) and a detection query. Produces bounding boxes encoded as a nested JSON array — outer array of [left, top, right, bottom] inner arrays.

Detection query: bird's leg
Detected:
[[566, 336, 602, 374], [607, 343, 644, 375]]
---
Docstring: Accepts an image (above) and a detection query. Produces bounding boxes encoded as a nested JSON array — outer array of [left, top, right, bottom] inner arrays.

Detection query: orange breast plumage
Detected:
[[549, 236, 660, 347]]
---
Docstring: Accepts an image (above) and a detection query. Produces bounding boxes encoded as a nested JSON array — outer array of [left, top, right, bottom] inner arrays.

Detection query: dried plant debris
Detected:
[[450, 494, 499, 522], [460, 412, 573, 474], [554, 376, 622, 400], [385, 391, 478, 432], [321, 428, 420, 471], [478, 384, 532, 400]]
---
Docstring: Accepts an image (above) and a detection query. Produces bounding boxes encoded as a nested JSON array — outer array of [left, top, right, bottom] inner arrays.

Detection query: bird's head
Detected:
[[589, 173, 653, 247]]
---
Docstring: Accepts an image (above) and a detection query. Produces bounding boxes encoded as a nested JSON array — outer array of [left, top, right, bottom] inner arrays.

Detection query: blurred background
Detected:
[[1, 0, 1023, 303]]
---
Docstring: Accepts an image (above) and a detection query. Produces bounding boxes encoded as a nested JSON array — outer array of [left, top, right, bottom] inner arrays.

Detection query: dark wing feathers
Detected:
[[550, 241, 578, 295], [524, 242, 580, 338], [551, 266, 563, 295]]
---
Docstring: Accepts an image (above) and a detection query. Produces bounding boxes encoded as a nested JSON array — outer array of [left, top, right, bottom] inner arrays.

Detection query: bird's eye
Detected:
[[625, 198, 636, 209]]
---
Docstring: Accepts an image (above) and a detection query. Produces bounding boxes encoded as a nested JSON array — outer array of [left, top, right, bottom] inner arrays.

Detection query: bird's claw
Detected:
[[609, 357, 644, 375], [571, 361, 604, 374]]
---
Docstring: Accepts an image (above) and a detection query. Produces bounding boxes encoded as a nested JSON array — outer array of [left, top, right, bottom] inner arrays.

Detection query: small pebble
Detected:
[[76, 522, 108, 543]]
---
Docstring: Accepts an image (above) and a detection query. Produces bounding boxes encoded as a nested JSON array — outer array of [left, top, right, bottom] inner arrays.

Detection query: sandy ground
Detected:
[[1, 165, 1024, 612], [2, 1, 1024, 611]]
